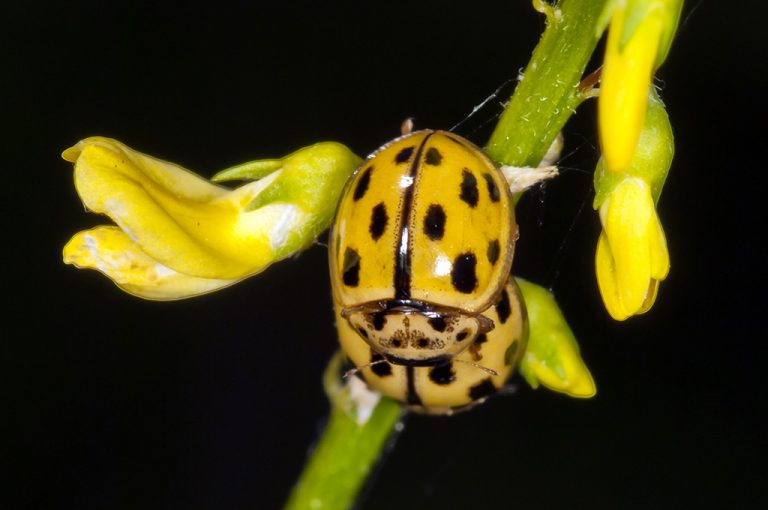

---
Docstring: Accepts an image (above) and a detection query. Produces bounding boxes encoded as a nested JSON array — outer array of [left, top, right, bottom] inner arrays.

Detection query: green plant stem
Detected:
[[284, 399, 402, 510], [284, 355, 404, 510], [486, 0, 609, 166]]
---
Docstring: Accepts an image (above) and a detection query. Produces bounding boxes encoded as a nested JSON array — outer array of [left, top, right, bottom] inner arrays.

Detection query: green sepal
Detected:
[[212, 142, 361, 260], [212, 159, 284, 182], [516, 278, 597, 398], [245, 143, 360, 210], [593, 88, 674, 208], [596, 0, 619, 39], [654, 0, 684, 68]]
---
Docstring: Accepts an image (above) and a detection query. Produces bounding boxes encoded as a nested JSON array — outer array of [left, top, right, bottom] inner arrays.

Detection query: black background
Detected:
[[5, 1, 766, 509]]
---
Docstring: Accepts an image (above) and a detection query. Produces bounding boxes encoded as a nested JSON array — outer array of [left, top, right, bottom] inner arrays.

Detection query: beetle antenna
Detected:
[[454, 359, 499, 376], [343, 359, 387, 379]]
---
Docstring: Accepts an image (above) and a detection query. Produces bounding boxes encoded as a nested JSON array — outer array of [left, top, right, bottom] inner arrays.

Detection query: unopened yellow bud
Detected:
[[595, 178, 669, 320], [598, 0, 682, 173], [599, 4, 663, 172]]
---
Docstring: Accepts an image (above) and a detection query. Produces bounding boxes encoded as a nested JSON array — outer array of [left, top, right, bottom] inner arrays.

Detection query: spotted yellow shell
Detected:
[[329, 130, 527, 413]]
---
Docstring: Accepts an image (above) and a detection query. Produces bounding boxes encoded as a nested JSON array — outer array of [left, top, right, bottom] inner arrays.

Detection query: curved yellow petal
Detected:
[[64, 137, 280, 279], [64, 226, 238, 300], [596, 231, 630, 320], [648, 209, 670, 280], [635, 211, 669, 315]]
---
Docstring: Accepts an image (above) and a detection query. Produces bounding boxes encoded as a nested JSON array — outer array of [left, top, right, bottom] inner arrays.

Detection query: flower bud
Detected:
[[517, 278, 596, 398], [598, 0, 683, 172]]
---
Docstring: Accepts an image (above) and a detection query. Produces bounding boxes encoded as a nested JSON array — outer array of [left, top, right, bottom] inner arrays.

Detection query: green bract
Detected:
[[215, 142, 363, 258]]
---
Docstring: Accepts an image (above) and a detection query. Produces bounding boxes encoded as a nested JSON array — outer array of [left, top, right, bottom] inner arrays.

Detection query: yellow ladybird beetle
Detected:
[[329, 129, 527, 414]]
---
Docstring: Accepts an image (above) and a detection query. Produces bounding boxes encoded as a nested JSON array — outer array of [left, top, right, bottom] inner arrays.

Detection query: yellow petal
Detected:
[[601, 177, 654, 314], [64, 137, 300, 280], [596, 176, 670, 320], [64, 226, 237, 300], [635, 209, 669, 315], [648, 208, 670, 280], [595, 231, 631, 321], [599, 6, 663, 173]]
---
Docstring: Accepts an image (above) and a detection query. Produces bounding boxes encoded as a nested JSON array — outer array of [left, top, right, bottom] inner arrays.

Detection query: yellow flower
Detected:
[[598, 0, 683, 173], [594, 89, 674, 320], [62, 137, 360, 300], [595, 178, 669, 320]]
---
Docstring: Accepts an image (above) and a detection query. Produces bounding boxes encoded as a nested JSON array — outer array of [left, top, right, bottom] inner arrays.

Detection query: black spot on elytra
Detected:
[[425, 147, 443, 165], [372, 313, 387, 331], [483, 173, 500, 202], [459, 169, 479, 207], [416, 337, 429, 348], [504, 341, 518, 366], [428, 316, 447, 332], [342, 248, 360, 287], [391, 338, 403, 348], [429, 362, 456, 385], [469, 333, 488, 361], [395, 146, 414, 163], [353, 166, 372, 201], [456, 329, 470, 342], [371, 351, 393, 377], [487, 239, 500, 265], [469, 378, 497, 401], [423, 204, 446, 240], [496, 289, 511, 324], [451, 253, 477, 293], [369, 202, 388, 240], [357, 327, 369, 339]]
